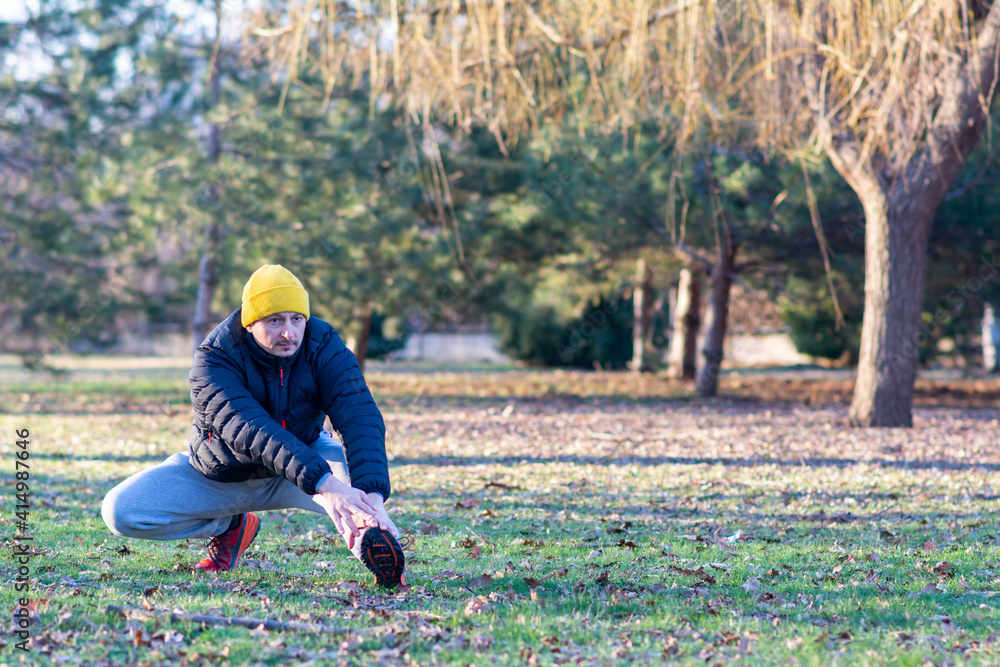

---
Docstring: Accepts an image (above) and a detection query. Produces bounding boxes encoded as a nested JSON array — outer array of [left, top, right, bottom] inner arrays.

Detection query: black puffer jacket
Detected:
[[187, 309, 390, 498]]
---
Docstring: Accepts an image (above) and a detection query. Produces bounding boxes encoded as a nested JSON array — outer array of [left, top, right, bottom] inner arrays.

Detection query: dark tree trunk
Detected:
[[354, 304, 373, 373], [666, 266, 702, 379], [191, 224, 220, 349], [191, 1, 224, 352], [695, 244, 737, 397], [631, 258, 654, 372]]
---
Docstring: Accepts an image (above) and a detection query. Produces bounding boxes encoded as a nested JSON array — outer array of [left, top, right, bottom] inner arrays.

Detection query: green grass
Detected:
[[1, 357, 998, 665]]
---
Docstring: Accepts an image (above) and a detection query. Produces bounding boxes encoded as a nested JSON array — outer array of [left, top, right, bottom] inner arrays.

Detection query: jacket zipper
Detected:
[[279, 367, 287, 429]]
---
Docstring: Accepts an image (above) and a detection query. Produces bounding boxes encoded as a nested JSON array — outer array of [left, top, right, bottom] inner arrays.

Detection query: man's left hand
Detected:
[[362, 492, 400, 539]]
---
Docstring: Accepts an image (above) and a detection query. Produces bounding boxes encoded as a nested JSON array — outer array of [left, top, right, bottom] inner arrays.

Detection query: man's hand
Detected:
[[362, 492, 400, 540], [314, 476, 380, 550]]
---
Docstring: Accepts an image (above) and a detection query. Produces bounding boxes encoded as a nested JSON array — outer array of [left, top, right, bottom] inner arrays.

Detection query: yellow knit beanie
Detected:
[[240, 264, 310, 327]]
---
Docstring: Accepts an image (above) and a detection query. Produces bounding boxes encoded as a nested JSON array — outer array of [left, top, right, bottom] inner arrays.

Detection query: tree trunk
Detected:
[[191, 1, 223, 353], [190, 124, 222, 348], [354, 304, 373, 372], [191, 225, 220, 349], [695, 245, 737, 397], [666, 266, 701, 379], [810, 3, 1000, 425], [843, 182, 936, 427], [983, 302, 999, 373], [631, 258, 654, 372]]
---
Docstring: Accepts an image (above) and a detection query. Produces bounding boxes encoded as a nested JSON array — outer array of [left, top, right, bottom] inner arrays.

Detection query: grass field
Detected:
[[1, 356, 999, 666]]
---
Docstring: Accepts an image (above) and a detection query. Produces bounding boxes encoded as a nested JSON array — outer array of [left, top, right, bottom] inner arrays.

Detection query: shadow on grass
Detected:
[[10, 391, 1000, 417], [391, 453, 1000, 472], [386, 500, 1000, 536]]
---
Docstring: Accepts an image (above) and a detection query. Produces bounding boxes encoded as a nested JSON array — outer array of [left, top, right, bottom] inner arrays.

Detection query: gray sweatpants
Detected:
[[101, 431, 351, 542]]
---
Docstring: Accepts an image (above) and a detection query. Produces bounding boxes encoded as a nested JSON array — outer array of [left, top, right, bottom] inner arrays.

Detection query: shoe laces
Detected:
[[204, 518, 240, 570], [204, 534, 228, 570]]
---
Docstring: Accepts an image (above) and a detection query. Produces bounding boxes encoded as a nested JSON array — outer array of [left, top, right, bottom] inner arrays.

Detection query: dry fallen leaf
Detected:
[[22, 598, 48, 614], [464, 596, 491, 615], [668, 564, 717, 585], [468, 573, 493, 590], [519, 539, 546, 547], [879, 529, 904, 545], [933, 561, 956, 578], [908, 582, 945, 598], [741, 576, 761, 594]]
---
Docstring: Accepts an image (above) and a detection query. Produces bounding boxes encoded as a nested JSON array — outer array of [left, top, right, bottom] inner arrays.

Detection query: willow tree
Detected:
[[250, 0, 1000, 426]]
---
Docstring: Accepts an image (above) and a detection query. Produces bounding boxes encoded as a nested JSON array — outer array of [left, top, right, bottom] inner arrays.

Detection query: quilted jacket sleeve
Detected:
[[190, 346, 333, 495], [316, 331, 391, 499]]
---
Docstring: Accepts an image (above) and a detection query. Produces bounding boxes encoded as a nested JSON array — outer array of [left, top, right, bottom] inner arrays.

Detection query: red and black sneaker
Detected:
[[195, 512, 260, 572], [359, 527, 405, 588]]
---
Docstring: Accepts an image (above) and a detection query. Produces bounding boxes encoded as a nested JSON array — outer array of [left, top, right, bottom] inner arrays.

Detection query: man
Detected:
[[101, 264, 405, 587]]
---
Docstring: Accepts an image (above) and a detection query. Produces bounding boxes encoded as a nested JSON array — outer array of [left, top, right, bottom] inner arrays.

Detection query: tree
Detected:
[[188, 79, 456, 369], [0, 0, 171, 360], [191, 0, 226, 351], [631, 145, 851, 394], [665, 265, 702, 379], [252, 0, 1000, 426], [796, 3, 1000, 426]]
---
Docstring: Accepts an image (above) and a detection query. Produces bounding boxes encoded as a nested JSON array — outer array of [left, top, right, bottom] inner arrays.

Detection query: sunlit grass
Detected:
[[1, 357, 998, 665]]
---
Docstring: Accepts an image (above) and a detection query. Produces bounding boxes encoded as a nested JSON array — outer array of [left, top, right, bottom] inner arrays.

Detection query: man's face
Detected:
[[246, 311, 307, 357]]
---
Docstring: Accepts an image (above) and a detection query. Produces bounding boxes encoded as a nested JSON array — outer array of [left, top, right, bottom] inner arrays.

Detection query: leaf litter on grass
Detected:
[[2, 364, 999, 664]]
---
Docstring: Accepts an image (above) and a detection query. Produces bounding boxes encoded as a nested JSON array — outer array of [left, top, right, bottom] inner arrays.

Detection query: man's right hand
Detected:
[[314, 476, 381, 550]]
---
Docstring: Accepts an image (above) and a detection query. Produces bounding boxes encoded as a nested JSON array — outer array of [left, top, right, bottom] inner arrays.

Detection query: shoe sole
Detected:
[[359, 528, 405, 588]]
